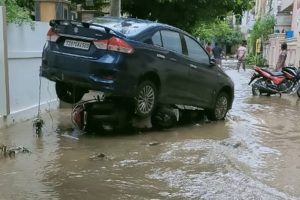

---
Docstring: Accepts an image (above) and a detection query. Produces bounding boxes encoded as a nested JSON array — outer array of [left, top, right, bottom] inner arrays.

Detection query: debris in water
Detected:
[[89, 153, 108, 161], [148, 141, 160, 146], [61, 133, 79, 140], [233, 142, 242, 148], [1, 145, 31, 158], [220, 140, 242, 148]]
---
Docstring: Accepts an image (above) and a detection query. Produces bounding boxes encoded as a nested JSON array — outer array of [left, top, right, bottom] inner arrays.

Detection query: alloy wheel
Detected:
[[136, 85, 155, 115], [134, 80, 158, 118], [214, 95, 228, 120]]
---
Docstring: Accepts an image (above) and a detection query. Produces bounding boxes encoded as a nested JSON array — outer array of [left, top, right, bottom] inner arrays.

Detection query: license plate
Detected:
[[64, 39, 90, 50]]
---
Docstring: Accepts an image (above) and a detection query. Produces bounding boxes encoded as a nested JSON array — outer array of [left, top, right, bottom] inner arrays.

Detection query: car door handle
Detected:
[[189, 64, 197, 69], [157, 54, 165, 59], [170, 58, 177, 62]]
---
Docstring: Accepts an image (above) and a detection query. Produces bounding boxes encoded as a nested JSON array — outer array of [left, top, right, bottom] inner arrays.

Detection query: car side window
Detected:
[[184, 35, 209, 64], [152, 31, 162, 47], [161, 30, 182, 54]]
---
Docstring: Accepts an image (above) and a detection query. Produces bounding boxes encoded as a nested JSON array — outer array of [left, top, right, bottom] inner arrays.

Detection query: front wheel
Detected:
[[55, 82, 85, 104], [252, 85, 261, 96], [134, 81, 157, 118], [251, 78, 265, 96], [207, 92, 229, 121], [151, 107, 177, 129]]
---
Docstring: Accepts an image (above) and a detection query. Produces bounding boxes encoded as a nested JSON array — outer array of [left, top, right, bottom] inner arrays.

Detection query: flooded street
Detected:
[[1, 68, 300, 200]]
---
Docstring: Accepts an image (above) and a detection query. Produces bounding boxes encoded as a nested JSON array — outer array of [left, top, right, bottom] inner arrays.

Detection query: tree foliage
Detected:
[[192, 20, 244, 46], [250, 14, 275, 41], [249, 14, 275, 53], [0, 0, 32, 23], [122, 0, 254, 31]]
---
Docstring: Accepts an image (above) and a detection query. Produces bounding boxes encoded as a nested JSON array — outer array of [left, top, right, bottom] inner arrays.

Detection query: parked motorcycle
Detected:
[[248, 66, 300, 97]]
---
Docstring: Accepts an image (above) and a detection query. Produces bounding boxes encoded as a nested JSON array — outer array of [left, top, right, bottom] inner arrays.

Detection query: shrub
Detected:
[[246, 54, 268, 67]]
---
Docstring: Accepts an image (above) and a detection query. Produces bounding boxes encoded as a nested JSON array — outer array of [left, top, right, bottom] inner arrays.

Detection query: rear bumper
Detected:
[[40, 50, 137, 97], [40, 66, 115, 91]]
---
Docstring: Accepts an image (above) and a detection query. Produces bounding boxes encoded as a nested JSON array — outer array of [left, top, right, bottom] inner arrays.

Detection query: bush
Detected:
[[246, 54, 268, 67], [0, 0, 32, 24]]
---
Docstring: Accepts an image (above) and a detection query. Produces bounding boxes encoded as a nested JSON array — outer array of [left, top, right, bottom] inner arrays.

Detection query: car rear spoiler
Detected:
[[49, 19, 125, 38]]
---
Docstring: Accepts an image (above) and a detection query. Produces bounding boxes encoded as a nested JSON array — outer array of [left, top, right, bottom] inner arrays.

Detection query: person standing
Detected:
[[275, 42, 287, 72], [212, 42, 223, 66], [206, 42, 212, 57], [236, 41, 247, 72]]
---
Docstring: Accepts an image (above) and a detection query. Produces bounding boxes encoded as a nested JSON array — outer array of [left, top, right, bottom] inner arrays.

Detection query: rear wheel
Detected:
[[55, 82, 85, 104], [134, 81, 157, 118], [207, 92, 229, 120], [297, 88, 300, 98]]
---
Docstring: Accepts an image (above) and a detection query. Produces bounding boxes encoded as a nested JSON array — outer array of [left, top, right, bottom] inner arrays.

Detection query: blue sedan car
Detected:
[[41, 16, 234, 120]]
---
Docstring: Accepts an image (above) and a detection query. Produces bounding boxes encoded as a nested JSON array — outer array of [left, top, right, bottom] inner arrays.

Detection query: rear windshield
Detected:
[[90, 17, 153, 37]]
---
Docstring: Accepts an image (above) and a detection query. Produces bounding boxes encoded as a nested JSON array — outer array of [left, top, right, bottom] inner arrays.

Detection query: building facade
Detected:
[[264, 0, 300, 68]]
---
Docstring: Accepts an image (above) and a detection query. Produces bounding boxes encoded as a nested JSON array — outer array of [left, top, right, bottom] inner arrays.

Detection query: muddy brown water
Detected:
[[1, 68, 300, 200]]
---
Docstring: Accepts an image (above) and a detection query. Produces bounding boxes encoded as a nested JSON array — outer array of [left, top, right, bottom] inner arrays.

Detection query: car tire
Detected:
[[207, 92, 229, 121], [55, 82, 85, 104], [134, 80, 157, 118]]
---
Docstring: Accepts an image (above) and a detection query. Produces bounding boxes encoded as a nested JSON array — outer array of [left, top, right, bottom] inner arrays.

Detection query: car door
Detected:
[[182, 35, 218, 107], [155, 29, 191, 104]]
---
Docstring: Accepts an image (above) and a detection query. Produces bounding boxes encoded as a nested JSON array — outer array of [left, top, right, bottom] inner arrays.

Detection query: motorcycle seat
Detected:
[[261, 68, 284, 76], [270, 71, 284, 76]]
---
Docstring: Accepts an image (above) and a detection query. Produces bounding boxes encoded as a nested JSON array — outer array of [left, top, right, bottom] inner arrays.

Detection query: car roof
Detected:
[[89, 16, 187, 38]]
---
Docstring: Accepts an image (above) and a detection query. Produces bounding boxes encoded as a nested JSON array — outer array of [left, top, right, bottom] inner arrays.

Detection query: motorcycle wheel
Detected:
[[297, 88, 300, 98], [252, 85, 261, 96], [252, 78, 265, 96], [151, 107, 177, 129], [55, 82, 85, 104]]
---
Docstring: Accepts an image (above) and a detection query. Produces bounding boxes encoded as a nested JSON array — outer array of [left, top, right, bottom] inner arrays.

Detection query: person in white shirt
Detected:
[[236, 41, 247, 72]]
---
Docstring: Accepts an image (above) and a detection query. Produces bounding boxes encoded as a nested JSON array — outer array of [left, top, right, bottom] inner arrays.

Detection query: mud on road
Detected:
[[1, 68, 300, 200]]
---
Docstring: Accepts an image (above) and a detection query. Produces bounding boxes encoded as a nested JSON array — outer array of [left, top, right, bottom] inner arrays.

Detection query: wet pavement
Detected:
[[1, 66, 300, 200]]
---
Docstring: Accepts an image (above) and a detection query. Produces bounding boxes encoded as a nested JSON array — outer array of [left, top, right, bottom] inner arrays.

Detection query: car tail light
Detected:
[[93, 39, 109, 50], [93, 37, 134, 54], [47, 28, 59, 42]]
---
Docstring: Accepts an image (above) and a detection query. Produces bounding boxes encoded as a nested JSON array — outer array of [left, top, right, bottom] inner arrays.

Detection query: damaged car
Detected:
[[40, 16, 234, 121]]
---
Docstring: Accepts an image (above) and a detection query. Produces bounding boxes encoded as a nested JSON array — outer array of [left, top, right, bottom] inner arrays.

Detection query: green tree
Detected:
[[0, 0, 32, 23], [192, 20, 244, 46], [249, 14, 275, 53], [122, 0, 254, 31]]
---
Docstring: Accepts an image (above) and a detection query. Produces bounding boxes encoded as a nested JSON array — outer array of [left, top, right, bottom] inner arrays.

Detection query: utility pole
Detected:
[[110, 0, 121, 17]]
